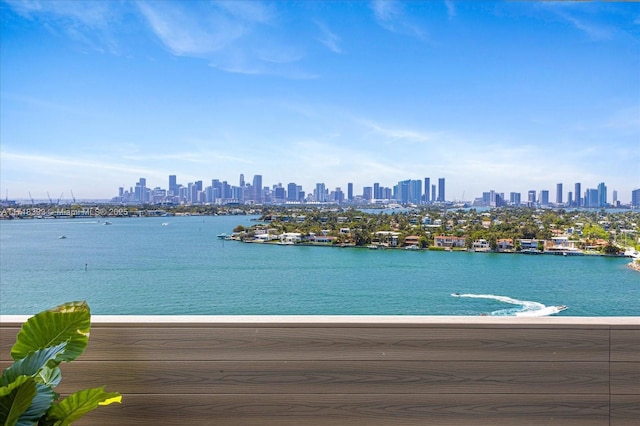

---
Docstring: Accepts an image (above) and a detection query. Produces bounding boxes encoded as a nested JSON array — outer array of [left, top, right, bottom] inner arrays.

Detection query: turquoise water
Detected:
[[1, 215, 638, 316]]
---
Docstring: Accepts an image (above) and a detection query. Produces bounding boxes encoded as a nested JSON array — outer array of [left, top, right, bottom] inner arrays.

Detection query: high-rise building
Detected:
[[363, 186, 372, 201], [575, 183, 582, 207], [373, 183, 380, 200], [437, 178, 445, 202], [169, 175, 177, 195], [239, 174, 245, 188], [585, 188, 599, 208], [409, 180, 422, 204], [540, 190, 549, 206], [528, 190, 536, 205], [287, 183, 298, 202], [632, 188, 640, 208], [597, 182, 607, 207], [568, 191, 573, 207], [556, 183, 563, 205], [347, 183, 353, 201], [314, 183, 326, 202], [613, 190, 618, 206], [509, 192, 521, 205], [431, 184, 436, 203], [424, 178, 430, 203], [252, 175, 262, 203]]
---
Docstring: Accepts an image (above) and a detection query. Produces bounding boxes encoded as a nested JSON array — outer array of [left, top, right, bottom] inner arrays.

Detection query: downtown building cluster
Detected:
[[477, 182, 633, 209], [112, 174, 640, 208], [113, 175, 447, 206]]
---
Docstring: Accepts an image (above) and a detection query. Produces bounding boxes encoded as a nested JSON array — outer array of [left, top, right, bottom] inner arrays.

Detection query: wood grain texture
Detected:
[[610, 362, 640, 395], [79, 326, 610, 362], [72, 393, 610, 426], [611, 329, 640, 362], [54, 360, 609, 395], [611, 395, 640, 425]]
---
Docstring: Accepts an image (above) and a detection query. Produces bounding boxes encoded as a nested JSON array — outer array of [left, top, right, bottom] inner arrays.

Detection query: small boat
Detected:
[[367, 244, 379, 250], [161, 222, 169, 226], [217, 233, 228, 239], [58, 235, 67, 239], [405, 245, 419, 250], [104, 221, 112, 225]]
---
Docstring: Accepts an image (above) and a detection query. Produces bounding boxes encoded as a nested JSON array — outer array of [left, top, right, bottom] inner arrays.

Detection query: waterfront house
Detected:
[[404, 236, 420, 247], [434, 235, 466, 248], [280, 233, 302, 244], [374, 231, 400, 247], [497, 239, 514, 252], [518, 239, 541, 250], [471, 239, 491, 252], [311, 235, 337, 244]]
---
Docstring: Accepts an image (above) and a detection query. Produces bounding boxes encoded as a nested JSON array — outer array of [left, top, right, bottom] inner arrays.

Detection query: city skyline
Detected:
[[1, 1, 639, 202], [110, 172, 629, 208]]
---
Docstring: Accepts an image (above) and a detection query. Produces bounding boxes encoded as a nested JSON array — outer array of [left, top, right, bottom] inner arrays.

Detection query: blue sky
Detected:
[[1, 1, 639, 202]]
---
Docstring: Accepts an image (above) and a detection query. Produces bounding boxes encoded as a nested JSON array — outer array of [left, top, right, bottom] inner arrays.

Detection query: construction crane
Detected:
[[57, 192, 64, 205], [28, 192, 34, 206], [70, 190, 76, 204], [47, 192, 53, 205]]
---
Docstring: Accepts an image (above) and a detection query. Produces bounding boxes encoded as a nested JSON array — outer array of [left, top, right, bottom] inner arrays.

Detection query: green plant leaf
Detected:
[[1, 342, 67, 388], [0, 376, 36, 426], [11, 301, 90, 363], [42, 387, 122, 426], [0, 375, 55, 426]]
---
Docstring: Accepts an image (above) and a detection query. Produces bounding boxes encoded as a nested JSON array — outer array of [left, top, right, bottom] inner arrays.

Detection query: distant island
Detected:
[[228, 206, 640, 262]]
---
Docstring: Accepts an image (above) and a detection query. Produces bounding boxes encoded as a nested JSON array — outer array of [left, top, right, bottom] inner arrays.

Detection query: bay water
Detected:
[[1, 215, 638, 316]]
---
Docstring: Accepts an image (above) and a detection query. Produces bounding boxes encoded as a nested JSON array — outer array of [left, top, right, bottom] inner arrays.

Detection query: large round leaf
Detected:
[[11, 301, 90, 363], [1, 342, 66, 388]]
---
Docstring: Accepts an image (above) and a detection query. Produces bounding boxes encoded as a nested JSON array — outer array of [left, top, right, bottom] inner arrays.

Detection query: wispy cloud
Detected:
[[315, 21, 343, 54], [3, 0, 122, 54], [370, 0, 427, 40], [534, 3, 614, 41], [136, 1, 313, 78]]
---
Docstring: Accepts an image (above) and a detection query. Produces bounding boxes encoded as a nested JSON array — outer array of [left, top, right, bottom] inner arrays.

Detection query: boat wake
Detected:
[[451, 293, 567, 317]]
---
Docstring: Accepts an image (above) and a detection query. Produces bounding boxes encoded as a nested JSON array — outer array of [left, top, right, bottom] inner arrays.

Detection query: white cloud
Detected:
[[370, 0, 427, 40], [136, 1, 311, 78], [4, 0, 121, 54], [315, 21, 343, 54]]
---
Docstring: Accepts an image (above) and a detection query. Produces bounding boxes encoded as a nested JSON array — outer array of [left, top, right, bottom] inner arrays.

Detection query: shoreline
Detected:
[[236, 239, 634, 258], [628, 260, 640, 272]]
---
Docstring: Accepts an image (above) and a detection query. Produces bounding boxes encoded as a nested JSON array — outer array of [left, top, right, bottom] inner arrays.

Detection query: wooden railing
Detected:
[[1, 316, 638, 425]]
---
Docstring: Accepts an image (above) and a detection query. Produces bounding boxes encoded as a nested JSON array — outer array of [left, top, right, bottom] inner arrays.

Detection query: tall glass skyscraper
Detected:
[[438, 178, 445, 202]]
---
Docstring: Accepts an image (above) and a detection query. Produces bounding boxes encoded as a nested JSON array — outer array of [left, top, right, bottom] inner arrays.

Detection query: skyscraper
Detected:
[[347, 183, 353, 201], [597, 182, 607, 207], [287, 183, 298, 202], [252, 175, 262, 203], [556, 183, 563, 205], [585, 188, 599, 208], [169, 175, 177, 195], [541, 190, 549, 206], [424, 177, 430, 203], [632, 189, 640, 208], [574, 183, 582, 207], [373, 183, 380, 200], [437, 178, 445, 202], [528, 190, 536, 205], [315, 183, 326, 202], [409, 180, 422, 204]]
